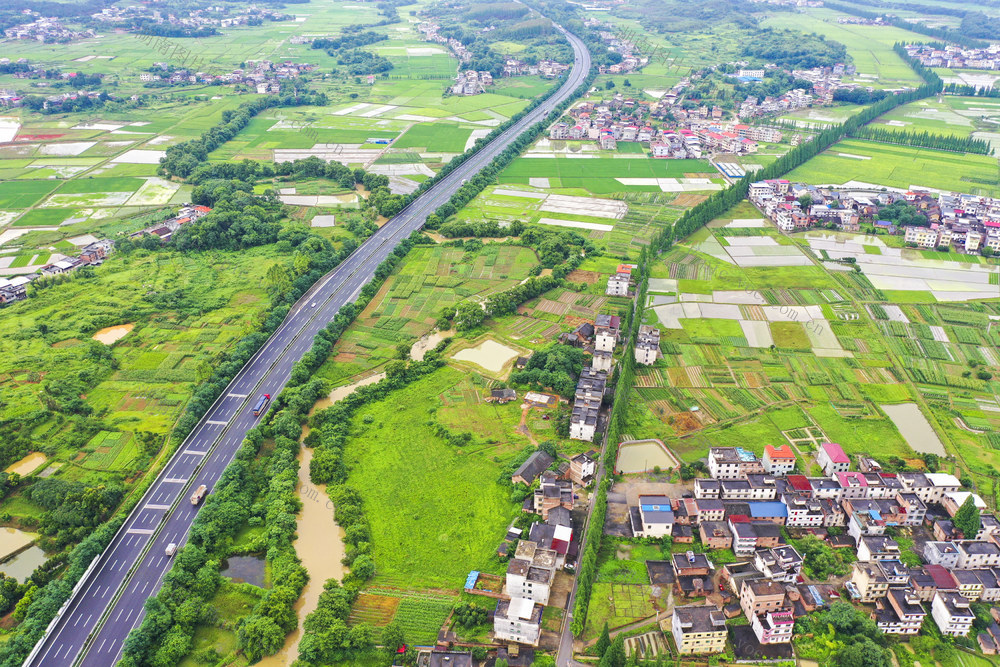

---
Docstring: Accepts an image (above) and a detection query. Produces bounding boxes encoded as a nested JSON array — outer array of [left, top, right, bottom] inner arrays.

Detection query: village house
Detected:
[[708, 447, 764, 480], [634, 325, 660, 365], [0, 275, 31, 305], [874, 588, 927, 635], [511, 451, 554, 486], [699, 521, 733, 549], [754, 546, 803, 584], [762, 445, 796, 476], [569, 452, 596, 486], [505, 540, 557, 605], [569, 367, 606, 442], [931, 591, 975, 636], [493, 597, 543, 646], [605, 271, 630, 296], [532, 472, 573, 521], [671, 606, 728, 655], [816, 442, 850, 475]]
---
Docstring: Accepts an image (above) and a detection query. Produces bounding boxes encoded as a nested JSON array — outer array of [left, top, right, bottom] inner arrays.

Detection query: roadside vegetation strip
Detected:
[[570, 249, 650, 637]]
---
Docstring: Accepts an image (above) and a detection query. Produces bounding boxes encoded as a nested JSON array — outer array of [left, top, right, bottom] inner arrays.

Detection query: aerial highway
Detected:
[[25, 22, 591, 667]]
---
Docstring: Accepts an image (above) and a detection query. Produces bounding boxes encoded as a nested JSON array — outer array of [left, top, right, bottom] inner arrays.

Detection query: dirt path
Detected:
[[517, 404, 538, 445]]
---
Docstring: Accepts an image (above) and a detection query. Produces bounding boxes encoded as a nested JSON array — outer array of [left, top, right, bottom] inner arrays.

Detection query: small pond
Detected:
[[220, 555, 266, 587]]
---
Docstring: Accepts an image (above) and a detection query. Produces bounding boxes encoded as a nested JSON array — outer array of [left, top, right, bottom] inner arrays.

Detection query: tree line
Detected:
[[851, 125, 993, 155], [571, 246, 649, 637], [823, 1, 989, 49]]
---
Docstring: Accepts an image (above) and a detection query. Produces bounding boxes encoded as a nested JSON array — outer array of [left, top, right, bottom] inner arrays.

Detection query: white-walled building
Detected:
[[494, 597, 543, 645], [932, 591, 975, 636]]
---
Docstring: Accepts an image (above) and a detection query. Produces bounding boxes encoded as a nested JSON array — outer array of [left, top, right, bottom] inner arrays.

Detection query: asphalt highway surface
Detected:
[[25, 22, 591, 667]]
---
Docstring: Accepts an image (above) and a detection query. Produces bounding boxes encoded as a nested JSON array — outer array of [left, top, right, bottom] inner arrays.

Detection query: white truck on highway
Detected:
[[165, 543, 177, 557], [190, 484, 208, 506]]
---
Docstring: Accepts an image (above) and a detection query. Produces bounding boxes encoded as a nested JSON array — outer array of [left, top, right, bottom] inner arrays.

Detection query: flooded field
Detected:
[[452, 338, 519, 373], [409, 329, 455, 361], [616, 439, 680, 474], [91, 323, 134, 344], [311, 373, 387, 414], [880, 403, 946, 456], [257, 446, 346, 666], [4, 452, 47, 476], [0, 545, 46, 582], [0, 527, 44, 582]]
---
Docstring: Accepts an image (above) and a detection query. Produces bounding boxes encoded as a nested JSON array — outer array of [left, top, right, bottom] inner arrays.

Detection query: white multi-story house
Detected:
[[708, 447, 763, 480], [635, 325, 660, 365], [932, 591, 975, 636], [956, 541, 1000, 569], [606, 272, 630, 296], [754, 546, 803, 584], [592, 349, 613, 372], [904, 225, 941, 248], [816, 442, 850, 475], [750, 609, 794, 644], [762, 445, 795, 476], [594, 326, 616, 353], [494, 597, 543, 645], [505, 541, 556, 605], [634, 495, 674, 538], [875, 588, 927, 635]]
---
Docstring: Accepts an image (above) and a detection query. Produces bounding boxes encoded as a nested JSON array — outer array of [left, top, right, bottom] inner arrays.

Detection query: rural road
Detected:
[[25, 22, 592, 667]]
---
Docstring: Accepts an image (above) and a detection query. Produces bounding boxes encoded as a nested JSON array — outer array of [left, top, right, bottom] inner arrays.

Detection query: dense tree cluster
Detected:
[[741, 29, 848, 69], [954, 494, 982, 538], [685, 68, 818, 111], [852, 125, 993, 155], [131, 21, 219, 38], [313, 29, 387, 51], [336, 50, 394, 76], [296, 580, 375, 664], [833, 88, 889, 105], [510, 344, 585, 396], [25, 479, 124, 543], [875, 201, 927, 227]]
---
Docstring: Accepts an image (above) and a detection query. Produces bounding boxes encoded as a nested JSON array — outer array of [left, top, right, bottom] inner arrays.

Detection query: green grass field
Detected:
[[393, 122, 474, 153], [785, 138, 1000, 196], [499, 156, 717, 194], [0, 180, 59, 208], [342, 367, 520, 590]]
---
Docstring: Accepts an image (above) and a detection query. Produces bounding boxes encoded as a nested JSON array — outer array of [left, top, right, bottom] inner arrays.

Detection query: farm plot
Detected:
[[0, 180, 60, 208], [392, 122, 474, 154], [351, 589, 456, 645], [803, 232, 1000, 301], [499, 156, 718, 195], [786, 139, 1000, 197]]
